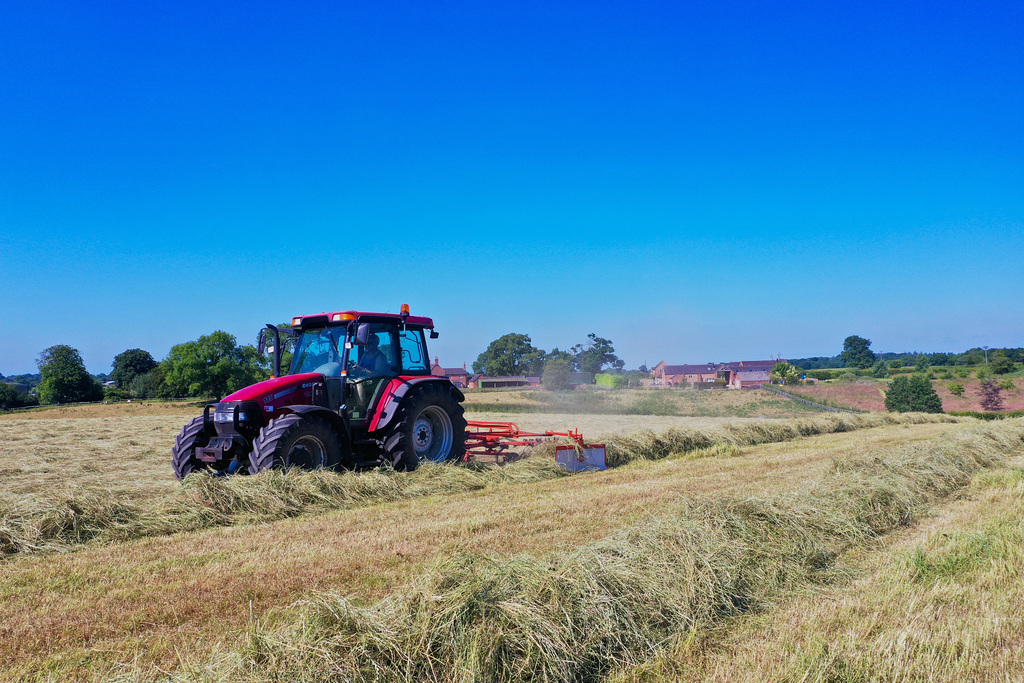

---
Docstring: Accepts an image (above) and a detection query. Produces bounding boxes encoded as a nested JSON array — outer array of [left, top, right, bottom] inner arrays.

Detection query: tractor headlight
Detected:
[[214, 410, 247, 423]]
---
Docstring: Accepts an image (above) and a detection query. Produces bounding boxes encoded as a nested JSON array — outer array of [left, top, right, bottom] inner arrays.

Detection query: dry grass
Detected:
[[0, 416, 973, 680], [1, 411, 963, 560], [612, 457, 1024, 682], [463, 387, 826, 418], [177, 420, 1024, 683]]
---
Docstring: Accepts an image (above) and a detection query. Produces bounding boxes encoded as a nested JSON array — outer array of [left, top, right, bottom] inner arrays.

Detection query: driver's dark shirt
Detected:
[[360, 348, 389, 375]]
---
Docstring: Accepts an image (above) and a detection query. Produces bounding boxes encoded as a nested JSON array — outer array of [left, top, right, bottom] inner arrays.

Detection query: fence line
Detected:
[[761, 384, 860, 413]]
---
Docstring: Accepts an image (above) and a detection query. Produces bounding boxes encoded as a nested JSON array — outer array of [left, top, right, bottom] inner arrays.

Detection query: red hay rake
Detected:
[[464, 420, 606, 469]]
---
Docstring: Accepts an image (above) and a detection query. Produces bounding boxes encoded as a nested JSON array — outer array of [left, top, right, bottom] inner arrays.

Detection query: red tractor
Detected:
[[171, 305, 466, 479]]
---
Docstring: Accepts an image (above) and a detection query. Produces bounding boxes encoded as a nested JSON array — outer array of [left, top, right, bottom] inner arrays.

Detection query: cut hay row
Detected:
[[0, 412, 965, 559], [184, 419, 1024, 683], [603, 410, 958, 466]]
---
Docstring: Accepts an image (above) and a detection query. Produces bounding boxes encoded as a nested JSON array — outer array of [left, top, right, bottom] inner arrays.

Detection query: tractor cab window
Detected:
[[349, 323, 396, 378], [290, 327, 344, 376], [399, 329, 429, 374], [347, 323, 398, 422]]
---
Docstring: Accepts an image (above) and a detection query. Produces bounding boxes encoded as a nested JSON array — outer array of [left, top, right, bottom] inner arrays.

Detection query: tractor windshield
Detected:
[[289, 327, 346, 376]]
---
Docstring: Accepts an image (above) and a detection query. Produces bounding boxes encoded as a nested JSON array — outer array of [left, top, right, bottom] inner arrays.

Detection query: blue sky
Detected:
[[1, 1, 1022, 375]]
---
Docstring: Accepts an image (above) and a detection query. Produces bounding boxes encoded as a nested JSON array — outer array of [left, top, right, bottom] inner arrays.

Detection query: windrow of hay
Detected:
[[0, 489, 140, 555], [603, 411, 960, 466], [189, 420, 1023, 683], [0, 413, 964, 560]]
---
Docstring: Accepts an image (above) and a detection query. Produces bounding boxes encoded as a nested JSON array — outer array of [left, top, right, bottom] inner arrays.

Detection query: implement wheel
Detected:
[[249, 413, 342, 474], [383, 385, 467, 471], [172, 415, 214, 480]]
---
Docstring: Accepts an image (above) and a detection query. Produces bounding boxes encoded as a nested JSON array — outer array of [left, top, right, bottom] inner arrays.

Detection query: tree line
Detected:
[[471, 332, 643, 390], [0, 331, 269, 409], [792, 336, 1024, 371]]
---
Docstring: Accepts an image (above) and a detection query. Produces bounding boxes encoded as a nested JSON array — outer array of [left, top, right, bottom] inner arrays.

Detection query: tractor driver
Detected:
[[350, 333, 390, 377]]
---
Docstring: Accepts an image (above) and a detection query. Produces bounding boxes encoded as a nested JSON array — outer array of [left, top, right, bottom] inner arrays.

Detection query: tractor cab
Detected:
[[260, 309, 435, 427]]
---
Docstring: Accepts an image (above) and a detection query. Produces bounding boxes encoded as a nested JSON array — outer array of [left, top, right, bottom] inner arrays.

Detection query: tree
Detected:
[[884, 375, 943, 413], [36, 345, 104, 405], [128, 367, 165, 399], [871, 361, 888, 378], [541, 358, 571, 390], [990, 351, 1015, 375], [572, 333, 622, 375], [978, 381, 1004, 411], [948, 382, 965, 397], [841, 335, 876, 369], [914, 354, 930, 372], [160, 331, 268, 398], [110, 348, 158, 388], [0, 383, 36, 410], [472, 333, 546, 377], [770, 362, 800, 385]]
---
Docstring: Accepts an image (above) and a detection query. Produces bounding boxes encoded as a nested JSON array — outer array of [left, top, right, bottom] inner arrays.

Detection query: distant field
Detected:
[[789, 377, 1024, 412], [3, 401, 1022, 681], [462, 386, 825, 418]]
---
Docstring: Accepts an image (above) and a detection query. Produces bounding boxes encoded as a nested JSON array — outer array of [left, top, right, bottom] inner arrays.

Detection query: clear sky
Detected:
[[1, 1, 1022, 376]]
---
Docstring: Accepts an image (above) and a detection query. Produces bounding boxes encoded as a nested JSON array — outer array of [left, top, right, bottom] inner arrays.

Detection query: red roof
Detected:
[[662, 364, 719, 375]]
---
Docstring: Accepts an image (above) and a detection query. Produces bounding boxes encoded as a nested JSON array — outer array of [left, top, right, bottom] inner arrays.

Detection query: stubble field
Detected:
[[1, 395, 1023, 682]]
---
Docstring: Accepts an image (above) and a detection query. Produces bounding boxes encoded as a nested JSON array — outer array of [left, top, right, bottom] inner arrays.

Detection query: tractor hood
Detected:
[[222, 372, 323, 405]]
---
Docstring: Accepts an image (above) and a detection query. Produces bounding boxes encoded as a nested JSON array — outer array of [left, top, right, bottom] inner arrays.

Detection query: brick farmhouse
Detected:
[[652, 359, 781, 389]]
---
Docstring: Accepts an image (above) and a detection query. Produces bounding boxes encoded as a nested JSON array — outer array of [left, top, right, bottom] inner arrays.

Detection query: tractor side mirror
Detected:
[[429, 330, 439, 339], [259, 324, 284, 377], [257, 328, 272, 358], [354, 323, 371, 346]]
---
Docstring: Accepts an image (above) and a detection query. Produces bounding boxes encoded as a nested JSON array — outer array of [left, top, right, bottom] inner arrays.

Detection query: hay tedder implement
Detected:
[[172, 305, 605, 480], [465, 420, 606, 469]]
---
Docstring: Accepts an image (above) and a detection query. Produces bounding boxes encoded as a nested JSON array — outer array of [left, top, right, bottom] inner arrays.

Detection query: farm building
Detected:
[[469, 376, 542, 389], [430, 358, 470, 388], [719, 360, 781, 389], [652, 359, 782, 388], [652, 362, 720, 386]]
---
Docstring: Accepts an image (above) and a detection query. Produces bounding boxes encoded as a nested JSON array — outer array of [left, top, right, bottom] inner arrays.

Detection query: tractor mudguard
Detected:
[[368, 377, 462, 433], [283, 405, 351, 450]]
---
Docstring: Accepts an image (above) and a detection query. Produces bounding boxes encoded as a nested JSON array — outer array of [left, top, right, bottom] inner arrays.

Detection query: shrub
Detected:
[[991, 353, 1015, 375], [885, 375, 943, 413], [978, 381, 1004, 411], [103, 387, 132, 402], [542, 359, 571, 391], [948, 382, 965, 397], [1000, 379, 1016, 391], [805, 369, 844, 381]]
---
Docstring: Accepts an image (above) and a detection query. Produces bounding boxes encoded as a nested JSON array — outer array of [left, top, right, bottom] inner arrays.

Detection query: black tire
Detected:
[[383, 384, 467, 471], [172, 415, 214, 480], [249, 413, 342, 474]]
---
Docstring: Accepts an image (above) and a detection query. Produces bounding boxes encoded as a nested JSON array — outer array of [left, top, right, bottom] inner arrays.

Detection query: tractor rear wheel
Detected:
[[249, 413, 342, 473], [172, 415, 214, 480], [383, 385, 467, 471]]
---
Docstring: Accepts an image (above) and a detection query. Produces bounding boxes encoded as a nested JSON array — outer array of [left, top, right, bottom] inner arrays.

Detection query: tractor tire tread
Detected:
[[250, 413, 341, 474], [171, 415, 213, 480]]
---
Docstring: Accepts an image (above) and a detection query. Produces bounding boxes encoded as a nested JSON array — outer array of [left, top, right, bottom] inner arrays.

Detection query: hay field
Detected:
[[1, 401, 1022, 681], [462, 386, 827, 418]]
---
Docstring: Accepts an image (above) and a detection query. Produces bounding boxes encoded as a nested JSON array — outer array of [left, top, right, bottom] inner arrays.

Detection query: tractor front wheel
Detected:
[[249, 413, 342, 474], [172, 415, 214, 480], [383, 385, 467, 471]]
